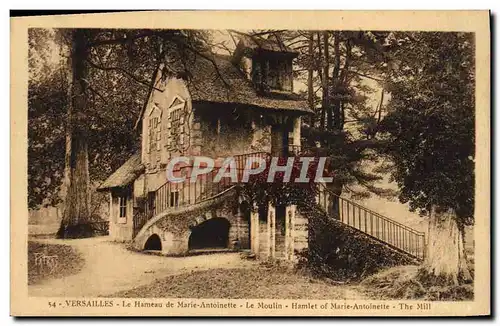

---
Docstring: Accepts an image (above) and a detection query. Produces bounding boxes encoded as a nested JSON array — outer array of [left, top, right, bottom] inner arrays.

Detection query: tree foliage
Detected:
[[380, 32, 475, 224], [279, 30, 393, 198], [28, 29, 217, 210]]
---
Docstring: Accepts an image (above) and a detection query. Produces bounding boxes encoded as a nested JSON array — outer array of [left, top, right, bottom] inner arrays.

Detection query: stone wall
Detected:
[[132, 189, 247, 255], [228, 214, 250, 249], [196, 106, 272, 158]]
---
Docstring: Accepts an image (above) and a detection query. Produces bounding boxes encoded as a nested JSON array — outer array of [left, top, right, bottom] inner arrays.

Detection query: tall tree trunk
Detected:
[[307, 32, 315, 126], [322, 32, 331, 131], [337, 39, 351, 131], [58, 29, 92, 238], [316, 32, 326, 130], [331, 32, 341, 131], [59, 33, 72, 205], [422, 206, 472, 285], [376, 88, 385, 124]]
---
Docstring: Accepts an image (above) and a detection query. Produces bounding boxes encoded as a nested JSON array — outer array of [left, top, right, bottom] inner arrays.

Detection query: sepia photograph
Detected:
[[10, 10, 490, 316]]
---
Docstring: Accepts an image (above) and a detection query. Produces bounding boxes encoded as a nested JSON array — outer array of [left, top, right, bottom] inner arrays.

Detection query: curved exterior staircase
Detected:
[[131, 150, 426, 262], [316, 184, 426, 262]]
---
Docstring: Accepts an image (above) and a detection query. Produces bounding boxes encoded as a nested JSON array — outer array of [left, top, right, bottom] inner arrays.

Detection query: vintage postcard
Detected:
[[11, 10, 490, 316]]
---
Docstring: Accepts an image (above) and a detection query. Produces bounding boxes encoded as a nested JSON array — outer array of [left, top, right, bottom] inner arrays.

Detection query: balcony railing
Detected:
[[143, 152, 270, 221]]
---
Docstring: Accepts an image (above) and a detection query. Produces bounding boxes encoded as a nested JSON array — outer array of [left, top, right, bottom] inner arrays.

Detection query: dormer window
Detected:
[[233, 33, 297, 94], [267, 57, 292, 92], [252, 56, 293, 93]]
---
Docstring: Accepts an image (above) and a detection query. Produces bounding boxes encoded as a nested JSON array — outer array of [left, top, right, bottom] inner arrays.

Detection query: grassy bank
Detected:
[[359, 265, 474, 301], [28, 241, 85, 285], [111, 265, 365, 299]]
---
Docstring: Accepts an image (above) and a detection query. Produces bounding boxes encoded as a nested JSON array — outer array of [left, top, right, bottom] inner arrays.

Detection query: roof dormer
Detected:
[[232, 33, 298, 94]]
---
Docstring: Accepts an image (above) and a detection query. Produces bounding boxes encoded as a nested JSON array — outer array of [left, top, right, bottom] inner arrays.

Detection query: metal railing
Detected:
[[317, 184, 426, 261], [133, 211, 149, 237]]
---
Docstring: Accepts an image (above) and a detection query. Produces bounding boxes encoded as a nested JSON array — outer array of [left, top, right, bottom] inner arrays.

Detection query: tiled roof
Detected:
[[235, 33, 298, 55], [135, 51, 311, 130], [97, 153, 144, 191], [186, 53, 309, 112]]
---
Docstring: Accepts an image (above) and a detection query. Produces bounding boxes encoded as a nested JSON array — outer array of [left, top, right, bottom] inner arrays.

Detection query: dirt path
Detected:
[[29, 236, 368, 300], [28, 236, 257, 297]]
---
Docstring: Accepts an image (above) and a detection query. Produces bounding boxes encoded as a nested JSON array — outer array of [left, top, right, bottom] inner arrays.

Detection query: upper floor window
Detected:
[[252, 56, 293, 93], [168, 96, 186, 151], [146, 104, 162, 154], [267, 58, 292, 92], [169, 190, 179, 208], [148, 116, 161, 152], [170, 107, 183, 137]]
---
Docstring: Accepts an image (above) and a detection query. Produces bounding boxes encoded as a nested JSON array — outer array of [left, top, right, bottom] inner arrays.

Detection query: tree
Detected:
[[281, 30, 393, 203], [380, 32, 475, 285], [28, 28, 221, 237]]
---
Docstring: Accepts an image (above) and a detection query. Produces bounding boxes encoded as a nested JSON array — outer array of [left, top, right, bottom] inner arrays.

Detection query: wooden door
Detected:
[[271, 124, 289, 156]]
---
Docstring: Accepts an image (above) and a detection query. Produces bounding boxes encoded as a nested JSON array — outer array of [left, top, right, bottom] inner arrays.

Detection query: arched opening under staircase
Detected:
[[144, 234, 162, 251], [188, 218, 230, 250]]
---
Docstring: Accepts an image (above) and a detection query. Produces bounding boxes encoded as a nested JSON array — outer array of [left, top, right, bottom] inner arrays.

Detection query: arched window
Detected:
[[146, 104, 162, 155], [167, 96, 186, 152]]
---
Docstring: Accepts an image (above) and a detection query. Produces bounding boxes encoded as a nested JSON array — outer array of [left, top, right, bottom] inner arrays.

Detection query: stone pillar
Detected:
[[292, 116, 301, 152], [167, 230, 190, 255], [250, 207, 260, 257], [324, 190, 330, 214], [268, 203, 276, 259], [285, 205, 296, 261], [293, 211, 309, 254]]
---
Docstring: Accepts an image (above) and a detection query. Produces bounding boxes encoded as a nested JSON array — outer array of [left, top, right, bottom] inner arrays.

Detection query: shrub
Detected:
[[298, 204, 416, 282]]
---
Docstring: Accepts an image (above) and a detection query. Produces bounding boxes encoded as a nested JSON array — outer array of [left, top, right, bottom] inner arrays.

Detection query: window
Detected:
[[118, 195, 127, 223], [252, 57, 293, 92], [268, 58, 292, 91], [148, 116, 161, 152], [166, 96, 186, 152], [170, 107, 183, 149]]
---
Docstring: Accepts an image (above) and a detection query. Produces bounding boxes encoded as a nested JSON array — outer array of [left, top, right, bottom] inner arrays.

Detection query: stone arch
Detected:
[[144, 234, 162, 251], [188, 217, 231, 250]]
